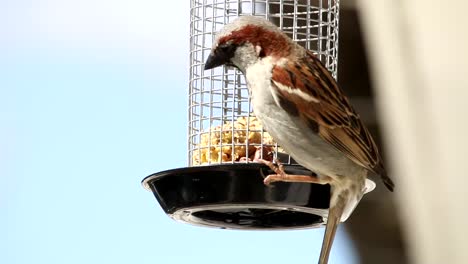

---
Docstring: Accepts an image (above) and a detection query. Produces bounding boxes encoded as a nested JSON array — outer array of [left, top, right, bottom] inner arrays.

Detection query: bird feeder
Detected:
[[142, 0, 375, 230]]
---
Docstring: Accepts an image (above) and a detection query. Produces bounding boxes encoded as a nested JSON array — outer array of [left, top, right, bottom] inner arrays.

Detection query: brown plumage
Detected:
[[204, 16, 394, 264], [272, 51, 394, 191]]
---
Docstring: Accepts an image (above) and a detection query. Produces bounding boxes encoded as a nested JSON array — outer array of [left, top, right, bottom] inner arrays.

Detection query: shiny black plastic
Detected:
[[142, 164, 331, 230]]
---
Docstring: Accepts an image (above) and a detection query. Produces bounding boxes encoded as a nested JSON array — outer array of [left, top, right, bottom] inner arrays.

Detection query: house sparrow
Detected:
[[204, 16, 394, 264]]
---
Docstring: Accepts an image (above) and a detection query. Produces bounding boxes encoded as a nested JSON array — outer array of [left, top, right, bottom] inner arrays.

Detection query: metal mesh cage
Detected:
[[189, 0, 340, 166]]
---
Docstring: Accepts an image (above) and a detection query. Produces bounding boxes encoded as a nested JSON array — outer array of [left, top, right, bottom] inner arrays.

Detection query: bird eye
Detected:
[[218, 43, 234, 53], [214, 43, 238, 64]]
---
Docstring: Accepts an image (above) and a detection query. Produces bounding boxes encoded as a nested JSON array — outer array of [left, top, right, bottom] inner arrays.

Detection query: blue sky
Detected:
[[1, 1, 357, 263]]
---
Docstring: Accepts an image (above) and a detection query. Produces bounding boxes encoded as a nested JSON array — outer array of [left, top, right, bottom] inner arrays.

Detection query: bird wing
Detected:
[[270, 51, 394, 191]]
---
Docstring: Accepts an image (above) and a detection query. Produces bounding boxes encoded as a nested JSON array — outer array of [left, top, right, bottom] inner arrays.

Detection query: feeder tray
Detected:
[[142, 164, 376, 230]]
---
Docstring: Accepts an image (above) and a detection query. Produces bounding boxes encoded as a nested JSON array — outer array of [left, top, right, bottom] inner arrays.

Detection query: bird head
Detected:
[[204, 16, 297, 73]]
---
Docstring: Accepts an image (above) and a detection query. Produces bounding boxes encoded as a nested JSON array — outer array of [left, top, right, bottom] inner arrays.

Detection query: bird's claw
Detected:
[[239, 157, 252, 162], [255, 158, 287, 186]]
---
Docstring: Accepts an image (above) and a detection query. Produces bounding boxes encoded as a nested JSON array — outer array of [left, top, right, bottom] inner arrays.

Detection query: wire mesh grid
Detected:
[[189, 0, 340, 166]]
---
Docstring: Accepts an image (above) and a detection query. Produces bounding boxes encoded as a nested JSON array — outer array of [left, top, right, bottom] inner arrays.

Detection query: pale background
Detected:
[[3, 0, 468, 263]]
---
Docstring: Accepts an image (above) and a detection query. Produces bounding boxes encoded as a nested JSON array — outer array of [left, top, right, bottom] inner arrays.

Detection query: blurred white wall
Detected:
[[357, 0, 468, 263]]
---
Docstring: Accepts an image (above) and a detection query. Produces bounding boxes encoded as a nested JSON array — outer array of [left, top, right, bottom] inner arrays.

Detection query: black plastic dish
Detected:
[[142, 163, 331, 230]]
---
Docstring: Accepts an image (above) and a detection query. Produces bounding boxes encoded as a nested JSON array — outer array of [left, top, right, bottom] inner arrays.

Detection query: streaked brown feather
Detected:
[[271, 51, 394, 191]]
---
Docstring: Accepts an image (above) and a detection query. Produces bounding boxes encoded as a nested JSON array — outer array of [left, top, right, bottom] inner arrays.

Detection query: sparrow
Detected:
[[204, 16, 394, 264]]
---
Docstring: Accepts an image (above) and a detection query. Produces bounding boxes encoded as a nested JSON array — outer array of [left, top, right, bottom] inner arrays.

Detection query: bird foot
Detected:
[[239, 146, 274, 162], [238, 157, 251, 162], [255, 158, 329, 186]]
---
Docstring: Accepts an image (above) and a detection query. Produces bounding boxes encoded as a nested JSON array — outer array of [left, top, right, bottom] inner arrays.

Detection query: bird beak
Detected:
[[204, 52, 226, 70], [204, 43, 238, 70]]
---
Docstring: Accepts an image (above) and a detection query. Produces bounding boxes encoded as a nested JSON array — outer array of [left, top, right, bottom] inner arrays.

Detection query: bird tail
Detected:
[[318, 193, 346, 264], [374, 163, 394, 192]]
